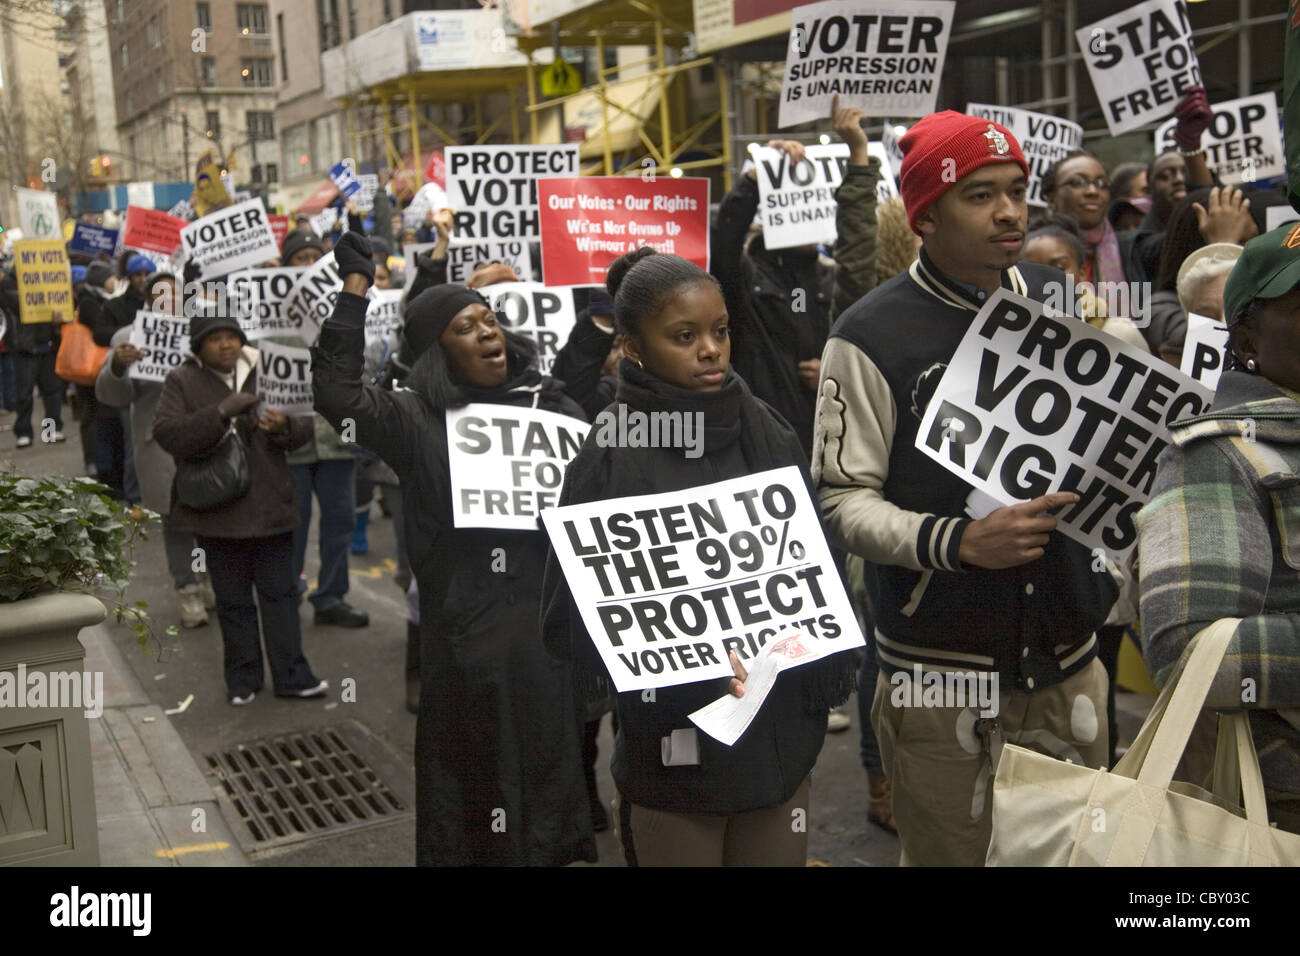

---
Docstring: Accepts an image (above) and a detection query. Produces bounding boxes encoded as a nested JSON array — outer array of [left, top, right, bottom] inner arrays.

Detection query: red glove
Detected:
[[1173, 87, 1212, 151]]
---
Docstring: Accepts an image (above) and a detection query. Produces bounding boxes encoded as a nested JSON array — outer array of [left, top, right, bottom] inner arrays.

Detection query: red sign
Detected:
[[424, 151, 446, 188], [121, 205, 186, 255], [268, 214, 290, 251], [537, 177, 710, 287]]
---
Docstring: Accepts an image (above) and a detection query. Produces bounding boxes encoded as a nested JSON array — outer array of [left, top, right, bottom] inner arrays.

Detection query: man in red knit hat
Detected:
[[812, 111, 1117, 865]]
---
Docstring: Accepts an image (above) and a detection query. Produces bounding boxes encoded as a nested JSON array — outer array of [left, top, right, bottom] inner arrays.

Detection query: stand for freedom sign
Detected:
[[446, 404, 589, 531], [779, 0, 955, 128], [540, 467, 865, 692], [914, 289, 1213, 561], [1077, 0, 1201, 136]]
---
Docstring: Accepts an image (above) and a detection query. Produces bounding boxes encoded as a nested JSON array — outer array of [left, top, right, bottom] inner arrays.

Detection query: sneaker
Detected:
[[198, 572, 216, 610], [276, 679, 329, 699], [52, 430, 66, 442], [15, 435, 32, 448], [230, 691, 256, 706], [314, 602, 369, 628], [176, 584, 208, 629], [827, 707, 851, 733]]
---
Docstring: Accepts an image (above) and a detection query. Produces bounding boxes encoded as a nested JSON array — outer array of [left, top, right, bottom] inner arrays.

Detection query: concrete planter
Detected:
[[0, 592, 105, 866]]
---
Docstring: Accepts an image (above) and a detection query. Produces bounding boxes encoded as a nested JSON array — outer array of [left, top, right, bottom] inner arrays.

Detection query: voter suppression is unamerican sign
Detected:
[[180, 197, 279, 277], [914, 289, 1213, 561], [541, 466, 865, 692], [446, 404, 589, 531]]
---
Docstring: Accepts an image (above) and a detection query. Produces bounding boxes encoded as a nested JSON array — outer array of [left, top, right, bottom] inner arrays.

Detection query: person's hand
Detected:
[[728, 650, 748, 698], [746, 139, 807, 179], [432, 207, 455, 242], [111, 342, 143, 375], [831, 93, 869, 165], [957, 492, 1079, 570], [258, 407, 289, 435], [1173, 86, 1212, 151], [332, 231, 375, 284], [217, 391, 261, 420], [1194, 185, 1255, 244], [797, 358, 821, 391], [467, 262, 518, 289]]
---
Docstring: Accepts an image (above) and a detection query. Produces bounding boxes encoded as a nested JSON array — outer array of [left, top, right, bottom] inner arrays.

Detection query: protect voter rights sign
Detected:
[[445, 144, 581, 240], [914, 289, 1213, 561], [966, 104, 1084, 207], [541, 466, 865, 693]]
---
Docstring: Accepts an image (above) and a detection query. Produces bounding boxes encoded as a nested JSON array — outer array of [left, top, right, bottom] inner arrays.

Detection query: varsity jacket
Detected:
[[813, 247, 1117, 693]]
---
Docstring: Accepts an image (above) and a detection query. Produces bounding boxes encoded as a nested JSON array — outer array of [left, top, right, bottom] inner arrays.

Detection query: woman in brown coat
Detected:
[[152, 312, 327, 705]]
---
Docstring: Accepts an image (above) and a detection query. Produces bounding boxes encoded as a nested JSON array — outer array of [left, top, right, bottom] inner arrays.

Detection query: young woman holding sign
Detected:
[[542, 247, 857, 867], [312, 231, 595, 867]]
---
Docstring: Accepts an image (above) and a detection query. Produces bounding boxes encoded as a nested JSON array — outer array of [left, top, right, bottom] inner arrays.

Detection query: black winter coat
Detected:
[[96, 286, 146, 347], [312, 292, 596, 867]]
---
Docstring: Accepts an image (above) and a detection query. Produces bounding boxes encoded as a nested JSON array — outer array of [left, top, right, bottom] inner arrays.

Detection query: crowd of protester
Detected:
[[3, 84, 1299, 866]]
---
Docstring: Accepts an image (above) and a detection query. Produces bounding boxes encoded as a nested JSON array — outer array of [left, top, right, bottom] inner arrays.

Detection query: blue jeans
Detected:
[[291, 458, 356, 611]]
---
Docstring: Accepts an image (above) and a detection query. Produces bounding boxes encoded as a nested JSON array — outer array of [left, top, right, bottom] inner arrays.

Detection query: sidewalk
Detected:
[[82, 621, 249, 866]]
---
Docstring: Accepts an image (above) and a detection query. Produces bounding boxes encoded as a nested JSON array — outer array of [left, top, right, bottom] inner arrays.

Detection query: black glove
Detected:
[[333, 231, 375, 285]]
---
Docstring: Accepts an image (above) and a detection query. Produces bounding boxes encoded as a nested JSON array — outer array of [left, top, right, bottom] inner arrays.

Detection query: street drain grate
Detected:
[[204, 721, 413, 853]]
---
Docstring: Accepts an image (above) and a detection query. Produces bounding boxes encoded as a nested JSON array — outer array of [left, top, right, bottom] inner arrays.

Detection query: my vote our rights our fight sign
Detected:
[[541, 467, 865, 693], [914, 290, 1213, 562]]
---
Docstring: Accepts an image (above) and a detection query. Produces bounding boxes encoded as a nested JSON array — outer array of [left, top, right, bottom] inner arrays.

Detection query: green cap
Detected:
[[1223, 220, 1300, 325]]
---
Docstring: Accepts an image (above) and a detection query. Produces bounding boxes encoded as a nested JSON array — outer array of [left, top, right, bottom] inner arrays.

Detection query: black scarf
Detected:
[[546, 361, 856, 713]]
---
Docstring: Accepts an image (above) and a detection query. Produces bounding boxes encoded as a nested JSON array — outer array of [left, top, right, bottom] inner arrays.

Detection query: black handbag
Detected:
[[174, 425, 251, 510]]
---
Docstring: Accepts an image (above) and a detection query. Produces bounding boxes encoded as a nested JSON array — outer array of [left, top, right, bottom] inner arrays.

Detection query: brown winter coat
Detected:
[[152, 347, 312, 538]]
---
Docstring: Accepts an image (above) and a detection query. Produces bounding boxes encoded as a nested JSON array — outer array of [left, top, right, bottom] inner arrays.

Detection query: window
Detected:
[[346, 0, 356, 40], [277, 13, 288, 82], [237, 4, 269, 36], [201, 57, 217, 87], [196, 3, 211, 32], [283, 123, 309, 174], [246, 111, 275, 141], [155, 72, 164, 95], [240, 58, 273, 87], [251, 165, 263, 185], [312, 114, 340, 172], [266, 163, 278, 183], [146, 17, 158, 47], [316, 0, 340, 50], [206, 110, 221, 141], [120, 42, 128, 70], [383, 0, 391, 22]]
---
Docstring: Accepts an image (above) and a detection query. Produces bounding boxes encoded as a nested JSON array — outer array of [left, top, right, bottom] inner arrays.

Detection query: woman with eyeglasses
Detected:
[[1041, 151, 1136, 287]]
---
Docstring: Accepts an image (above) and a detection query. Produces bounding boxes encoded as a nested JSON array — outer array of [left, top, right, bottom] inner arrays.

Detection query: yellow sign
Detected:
[[62, 218, 76, 241], [193, 149, 233, 218], [14, 239, 73, 324], [541, 57, 582, 97]]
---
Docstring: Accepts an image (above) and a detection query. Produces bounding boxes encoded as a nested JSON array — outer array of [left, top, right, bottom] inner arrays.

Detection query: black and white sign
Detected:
[[914, 289, 1213, 560], [180, 198, 280, 277], [779, 0, 955, 128], [445, 144, 580, 240], [478, 281, 576, 375], [227, 267, 302, 341], [365, 288, 404, 349], [1077, 0, 1201, 136], [1154, 93, 1284, 185], [329, 161, 362, 200], [402, 239, 534, 284], [540, 466, 866, 692], [966, 103, 1084, 206], [446, 404, 589, 530], [128, 311, 190, 383], [284, 252, 349, 345], [257, 339, 314, 415], [1179, 312, 1230, 391]]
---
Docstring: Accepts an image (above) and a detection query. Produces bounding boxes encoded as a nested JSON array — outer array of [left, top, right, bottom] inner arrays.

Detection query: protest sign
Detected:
[[753, 143, 847, 249], [167, 198, 194, 221], [1154, 92, 1284, 185], [1179, 312, 1230, 391], [122, 205, 186, 256], [14, 240, 73, 324], [869, 142, 899, 203], [538, 177, 709, 287], [966, 103, 1084, 206], [914, 289, 1213, 560], [541, 466, 865, 692], [268, 214, 290, 251], [329, 161, 362, 200], [283, 252, 356, 344], [400, 239, 534, 284], [365, 288, 404, 349], [310, 207, 339, 237], [126, 182, 154, 210], [478, 281, 577, 374], [445, 144, 581, 240], [1268, 206, 1300, 232], [127, 311, 190, 382], [446, 404, 589, 531], [779, 1, 955, 128], [356, 174, 380, 212], [181, 197, 279, 277], [227, 267, 301, 341], [68, 223, 119, 257], [257, 339, 315, 415], [193, 150, 232, 218], [1077, 0, 1201, 136], [17, 188, 61, 240], [880, 121, 905, 179]]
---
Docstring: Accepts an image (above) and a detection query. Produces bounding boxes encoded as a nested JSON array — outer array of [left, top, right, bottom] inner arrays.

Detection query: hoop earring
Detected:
[[1246, 358, 1258, 372]]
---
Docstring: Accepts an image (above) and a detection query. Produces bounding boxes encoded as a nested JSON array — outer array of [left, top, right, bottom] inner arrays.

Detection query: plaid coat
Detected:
[[1138, 370, 1300, 795]]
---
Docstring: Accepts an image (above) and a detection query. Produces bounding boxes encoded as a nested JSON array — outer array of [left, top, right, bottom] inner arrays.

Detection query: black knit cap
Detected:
[[190, 311, 248, 352], [400, 284, 490, 364], [281, 228, 323, 264]]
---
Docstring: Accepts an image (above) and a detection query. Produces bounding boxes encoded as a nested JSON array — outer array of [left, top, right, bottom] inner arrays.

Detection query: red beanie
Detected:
[[899, 111, 1029, 235]]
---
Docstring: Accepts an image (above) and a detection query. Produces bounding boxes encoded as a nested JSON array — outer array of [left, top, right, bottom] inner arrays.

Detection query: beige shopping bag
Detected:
[[986, 619, 1300, 866]]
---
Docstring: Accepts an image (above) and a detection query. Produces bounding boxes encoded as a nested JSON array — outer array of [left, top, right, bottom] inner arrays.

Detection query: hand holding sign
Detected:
[[258, 407, 290, 435], [1172, 86, 1212, 151], [958, 491, 1080, 570], [747, 140, 807, 181]]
